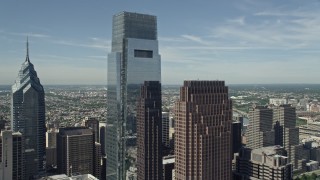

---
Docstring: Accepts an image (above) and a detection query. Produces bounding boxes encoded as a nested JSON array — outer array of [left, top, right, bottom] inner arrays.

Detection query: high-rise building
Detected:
[[84, 117, 100, 143], [175, 81, 232, 180], [137, 81, 162, 180], [162, 112, 170, 148], [235, 146, 293, 179], [246, 105, 275, 149], [272, 104, 300, 170], [57, 127, 94, 176], [0, 130, 24, 180], [11, 39, 46, 179], [106, 11, 161, 180]]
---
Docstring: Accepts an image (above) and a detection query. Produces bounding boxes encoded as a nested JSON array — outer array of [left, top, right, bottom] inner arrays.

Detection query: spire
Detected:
[[26, 36, 30, 62]]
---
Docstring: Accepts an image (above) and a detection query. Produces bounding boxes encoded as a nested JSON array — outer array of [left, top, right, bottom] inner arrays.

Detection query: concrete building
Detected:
[[94, 142, 101, 180], [246, 106, 275, 149], [137, 81, 162, 180], [235, 146, 293, 180], [106, 11, 161, 180], [175, 81, 232, 180], [57, 127, 94, 177], [11, 39, 46, 179], [0, 131, 24, 180]]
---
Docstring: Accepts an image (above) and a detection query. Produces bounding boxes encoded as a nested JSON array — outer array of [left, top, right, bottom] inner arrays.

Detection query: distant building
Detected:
[[269, 98, 288, 106], [272, 104, 300, 170], [11, 39, 46, 179], [235, 146, 293, 179], [246, 106, 275, 149], [175, 81, 232, 180], [57, 127, 95, 177], [0, 131, 24, 180], [137, 81, 162, 180]]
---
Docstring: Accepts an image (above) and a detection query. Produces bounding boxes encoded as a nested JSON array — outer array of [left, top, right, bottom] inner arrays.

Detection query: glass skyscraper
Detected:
[[11, 40, 46, 179], [106, 12, 161, 180]]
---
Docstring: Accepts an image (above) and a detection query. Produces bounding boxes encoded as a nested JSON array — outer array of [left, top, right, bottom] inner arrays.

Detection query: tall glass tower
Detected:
[[106, 12, 161, 180], [11, 39, 46, 179]]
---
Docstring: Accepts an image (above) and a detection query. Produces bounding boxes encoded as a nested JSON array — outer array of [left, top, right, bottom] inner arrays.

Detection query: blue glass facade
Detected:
[[106, 12, 161, 180], [11, 41, 46, 179]]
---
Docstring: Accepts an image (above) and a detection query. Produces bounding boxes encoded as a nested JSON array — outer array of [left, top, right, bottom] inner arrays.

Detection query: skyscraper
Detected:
[[272, 104, 300, 170], [106, 11, 161, 180], [137, 81, 162, 180], [246, 105, 275, 149], [84, 117, 100, 143], [175, 81, 232, 180], [57, 127, 95, 177], [11, 39, 46, 179]]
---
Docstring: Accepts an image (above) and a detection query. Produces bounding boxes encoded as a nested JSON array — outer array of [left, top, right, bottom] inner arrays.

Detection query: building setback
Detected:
[[11, 39, 46, 179], [175, 81, 232, 180], [137, 81, 162, 180]]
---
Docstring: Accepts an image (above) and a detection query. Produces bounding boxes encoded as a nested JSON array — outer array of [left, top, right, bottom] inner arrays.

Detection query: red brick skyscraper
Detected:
[[137, 81, 163, 180], [175, 81, 232, 180]]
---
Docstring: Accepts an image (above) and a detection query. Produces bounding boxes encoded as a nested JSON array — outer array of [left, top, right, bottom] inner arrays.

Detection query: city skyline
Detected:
[[1, 0, 320, 85]]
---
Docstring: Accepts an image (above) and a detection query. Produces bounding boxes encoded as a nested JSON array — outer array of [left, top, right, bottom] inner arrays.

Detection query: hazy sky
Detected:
[[1, 0, 320, 85]]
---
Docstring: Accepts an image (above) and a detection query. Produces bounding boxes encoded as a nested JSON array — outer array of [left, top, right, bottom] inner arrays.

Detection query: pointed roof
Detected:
[[26, 36, 30, 63]]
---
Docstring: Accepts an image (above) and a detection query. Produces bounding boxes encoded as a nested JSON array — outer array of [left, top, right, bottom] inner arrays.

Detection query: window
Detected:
[[134, 49, 153, 58]]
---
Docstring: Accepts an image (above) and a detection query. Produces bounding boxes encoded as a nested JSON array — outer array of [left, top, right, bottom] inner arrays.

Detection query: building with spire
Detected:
[[106, 11, 161, 180], [11, 39, 46, 179]]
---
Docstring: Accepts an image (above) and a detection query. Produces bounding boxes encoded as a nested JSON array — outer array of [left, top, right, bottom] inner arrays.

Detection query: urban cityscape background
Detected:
[[1, 1, 320, 180]]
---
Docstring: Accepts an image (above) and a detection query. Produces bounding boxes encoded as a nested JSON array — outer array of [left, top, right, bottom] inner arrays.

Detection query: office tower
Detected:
[[232, 122, 242, 154], [272, 104, 300, 169], [175, 81, 232, 180], [57, 127, 94, 176], [0, 130, 24, 180], [162, 112, 170, 148], [137, 81, 162, 180], [246, 105, 275, 149], [106, 11, 161, 180], [11, 39, 46, 179], [84, 117, 100, 143], [235, 146, 293, 179], [163, 155, 175, 180]]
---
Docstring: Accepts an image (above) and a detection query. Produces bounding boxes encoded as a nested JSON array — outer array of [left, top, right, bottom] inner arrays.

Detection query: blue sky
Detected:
[[1, 0, 320, 85]]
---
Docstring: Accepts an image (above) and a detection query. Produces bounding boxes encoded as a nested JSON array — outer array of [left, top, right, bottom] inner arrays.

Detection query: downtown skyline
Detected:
[[1, 0, 320, 85]]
